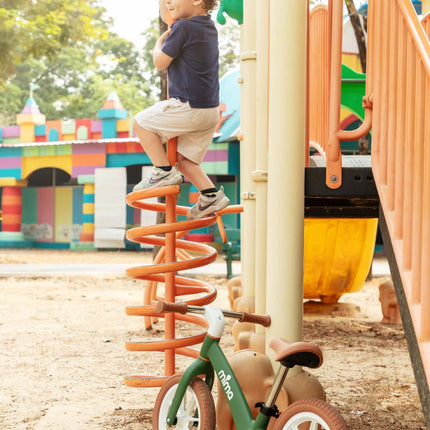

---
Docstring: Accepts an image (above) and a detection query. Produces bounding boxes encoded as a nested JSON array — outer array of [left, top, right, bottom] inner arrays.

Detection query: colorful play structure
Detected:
[[0, 0, 429, 426], [0, 90, 240, 248]]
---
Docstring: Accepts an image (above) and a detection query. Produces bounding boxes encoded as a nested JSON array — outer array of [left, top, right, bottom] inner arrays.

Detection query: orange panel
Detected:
[[72, 153, 105, 166]]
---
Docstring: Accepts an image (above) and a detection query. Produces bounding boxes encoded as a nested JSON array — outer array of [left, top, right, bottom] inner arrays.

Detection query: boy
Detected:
[[133, 0, 230, 220]]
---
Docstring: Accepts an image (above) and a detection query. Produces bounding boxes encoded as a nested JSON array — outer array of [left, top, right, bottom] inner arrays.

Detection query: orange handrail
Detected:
[[307, 1, 373, 187], [367, 0, 430, 387]]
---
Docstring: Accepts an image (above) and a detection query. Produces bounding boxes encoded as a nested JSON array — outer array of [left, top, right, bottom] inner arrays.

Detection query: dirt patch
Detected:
[[0, 249, 426, 429]]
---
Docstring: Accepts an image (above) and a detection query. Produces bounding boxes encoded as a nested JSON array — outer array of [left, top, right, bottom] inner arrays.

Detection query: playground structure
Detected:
[[0, 91, 240, 249], [121, 0, 430, 426], [0, 0, 428, 425]]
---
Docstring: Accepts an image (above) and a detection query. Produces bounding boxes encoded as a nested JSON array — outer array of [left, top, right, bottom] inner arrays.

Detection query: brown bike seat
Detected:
[[269, 338, 323, 369]]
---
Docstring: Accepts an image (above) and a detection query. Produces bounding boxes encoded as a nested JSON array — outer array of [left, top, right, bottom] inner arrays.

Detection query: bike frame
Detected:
[[165, 306, 272, 429]]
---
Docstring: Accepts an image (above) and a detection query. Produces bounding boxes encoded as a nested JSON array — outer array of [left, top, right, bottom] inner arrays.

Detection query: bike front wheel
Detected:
[[273, 398, 348, 430], [153, 373, 216, 430]]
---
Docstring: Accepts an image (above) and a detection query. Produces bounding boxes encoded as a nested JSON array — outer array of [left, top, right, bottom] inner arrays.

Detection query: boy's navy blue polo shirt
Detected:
[[162, 15, 219, 108]]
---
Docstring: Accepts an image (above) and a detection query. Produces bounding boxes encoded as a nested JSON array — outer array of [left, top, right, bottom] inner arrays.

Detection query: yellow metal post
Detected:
[[266, 0, 307, 356], [240, 0, 257, 299], [252, 0, 270, 317]]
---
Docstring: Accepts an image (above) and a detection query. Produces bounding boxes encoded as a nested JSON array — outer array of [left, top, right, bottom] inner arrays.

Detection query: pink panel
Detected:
[[37, 188, 54, 242]]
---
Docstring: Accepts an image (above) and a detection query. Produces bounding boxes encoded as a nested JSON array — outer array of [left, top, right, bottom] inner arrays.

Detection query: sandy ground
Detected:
[[0, 249, 426, 429]]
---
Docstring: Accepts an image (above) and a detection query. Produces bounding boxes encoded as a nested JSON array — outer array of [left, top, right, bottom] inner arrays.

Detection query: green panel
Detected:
[[177, 183, 192, 208], [208, 142, 228, 151], [56, 144, 72, 155], [201, 161, 228, 175], [341, 64, 366, 121], [77, 175, 95, 184], [228, 141, 240, 175], [2, 137, 21, 144], [21, 187, 38, 224], [40, 146, 56, 156], [76, 126, 88, 140], [61, 120, 75, 135], [23, 146, 39, 157]]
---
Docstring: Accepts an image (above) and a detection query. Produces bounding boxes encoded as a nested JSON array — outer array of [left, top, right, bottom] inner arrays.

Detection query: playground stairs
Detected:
[[347, 1, 429, 425], [309, 1, 429, 424]]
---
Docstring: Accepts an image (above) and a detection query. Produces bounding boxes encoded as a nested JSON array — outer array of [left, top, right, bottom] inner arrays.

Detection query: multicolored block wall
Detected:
[[0, 87, 241, 247]]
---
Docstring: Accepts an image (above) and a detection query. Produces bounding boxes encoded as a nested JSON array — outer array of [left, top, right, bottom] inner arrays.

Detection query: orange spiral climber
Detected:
[[123, 141, 242, 387]]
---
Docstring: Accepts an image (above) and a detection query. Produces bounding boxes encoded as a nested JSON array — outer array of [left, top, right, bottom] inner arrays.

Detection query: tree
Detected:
[[0, 34, 155, 124], [344, 0, 367, 73], [0, 0, 108, 82]]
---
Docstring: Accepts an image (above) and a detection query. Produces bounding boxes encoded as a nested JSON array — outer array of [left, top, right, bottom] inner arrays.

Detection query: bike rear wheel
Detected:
[[273, 398, 348, 430], [153, 373, 216, 430]]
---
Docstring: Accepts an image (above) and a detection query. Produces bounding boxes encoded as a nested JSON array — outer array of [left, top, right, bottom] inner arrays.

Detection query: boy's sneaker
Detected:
[[187, 186, 230, 219], [133, 166, 182, 191]]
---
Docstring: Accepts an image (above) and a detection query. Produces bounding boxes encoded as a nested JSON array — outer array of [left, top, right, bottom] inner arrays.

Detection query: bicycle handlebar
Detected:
[[155, 301, 271, 327], [239, 311, 271, 327], [155, 300, 189, 314]]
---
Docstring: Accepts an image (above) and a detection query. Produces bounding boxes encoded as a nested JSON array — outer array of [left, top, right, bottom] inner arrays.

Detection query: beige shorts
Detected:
[[134, 98, 219, 164]]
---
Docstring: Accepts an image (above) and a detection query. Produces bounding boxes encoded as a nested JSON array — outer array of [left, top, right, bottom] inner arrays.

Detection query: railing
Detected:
[[367, 0, 430, 389], [307, 1, 372, 188]]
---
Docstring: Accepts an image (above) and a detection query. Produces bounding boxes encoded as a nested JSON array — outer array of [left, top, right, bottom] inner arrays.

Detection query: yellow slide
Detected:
[[303, 218, 378, 303]]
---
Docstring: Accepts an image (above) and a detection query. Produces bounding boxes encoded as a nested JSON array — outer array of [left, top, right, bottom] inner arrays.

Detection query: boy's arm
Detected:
[[153, 30, 173, 70], [159, 0, 169, 24]]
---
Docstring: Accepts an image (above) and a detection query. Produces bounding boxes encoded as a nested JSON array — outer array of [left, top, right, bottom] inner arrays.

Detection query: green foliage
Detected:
[[0, 5, 239, 126], [0, 0, 107, 80]]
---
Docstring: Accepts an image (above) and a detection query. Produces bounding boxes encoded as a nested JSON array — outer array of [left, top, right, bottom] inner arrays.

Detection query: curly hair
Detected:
[[203, 0, 218, 12]]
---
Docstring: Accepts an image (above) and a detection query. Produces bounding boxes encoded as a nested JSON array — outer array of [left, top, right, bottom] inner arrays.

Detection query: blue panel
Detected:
[[0, 147, 23, 157], [102, 119, 117, 138], [214, 69, 241, 143], [49, 128, 59, 141], [72, 187, 84, 225], [107, 153, 151, 167], [0, 169, 21, 178], [83, 213, 94, 224], [83, 193, 94, 203], [98, 108, 128, 119], [35, 124, 46, 136]]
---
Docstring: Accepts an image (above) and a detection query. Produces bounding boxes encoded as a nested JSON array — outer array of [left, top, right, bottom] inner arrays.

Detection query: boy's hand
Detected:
[[153, 29, 173, 71], [158, 29, 171, 45]]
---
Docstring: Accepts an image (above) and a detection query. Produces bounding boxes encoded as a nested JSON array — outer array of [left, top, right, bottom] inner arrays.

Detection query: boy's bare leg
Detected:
[[133, 119, 170, 166], [177, 154, 214, 190]]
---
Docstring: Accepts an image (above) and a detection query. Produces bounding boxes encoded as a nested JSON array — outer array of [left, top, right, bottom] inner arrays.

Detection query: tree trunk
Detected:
[[153, 16, 169, 260], [344, 0, 367, 73]]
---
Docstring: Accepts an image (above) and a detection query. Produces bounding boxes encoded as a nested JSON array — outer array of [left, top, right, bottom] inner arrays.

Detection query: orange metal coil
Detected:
[[124, 182, 242, 387]]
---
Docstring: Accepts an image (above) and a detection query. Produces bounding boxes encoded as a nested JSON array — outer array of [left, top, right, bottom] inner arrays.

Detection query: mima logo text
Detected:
[[218, 369, 234, 400]]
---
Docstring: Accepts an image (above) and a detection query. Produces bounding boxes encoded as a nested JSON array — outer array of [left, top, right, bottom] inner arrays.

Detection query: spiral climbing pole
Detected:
[[123, 138, 242, 387]]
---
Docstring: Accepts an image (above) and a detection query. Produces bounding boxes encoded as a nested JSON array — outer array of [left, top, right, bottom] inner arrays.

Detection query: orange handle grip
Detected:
[[239, 312, 271, 327], [156, 300, 188, 315]]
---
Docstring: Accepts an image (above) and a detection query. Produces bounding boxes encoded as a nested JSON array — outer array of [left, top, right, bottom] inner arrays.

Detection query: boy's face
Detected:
[[165, 0, 205, 20]]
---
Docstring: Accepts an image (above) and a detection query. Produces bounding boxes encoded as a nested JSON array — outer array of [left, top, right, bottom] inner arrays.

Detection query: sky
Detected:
[[100, 0, 160, 47]]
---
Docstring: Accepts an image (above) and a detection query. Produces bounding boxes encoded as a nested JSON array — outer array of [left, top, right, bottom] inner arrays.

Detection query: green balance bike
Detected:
[[153, 301, 348, 430]]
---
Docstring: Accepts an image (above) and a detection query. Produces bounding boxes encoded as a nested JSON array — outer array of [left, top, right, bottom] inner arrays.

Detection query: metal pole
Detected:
[[253, 0, 270, 317], [240, 0, 257, 299], [266, 0, 307, 359]]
